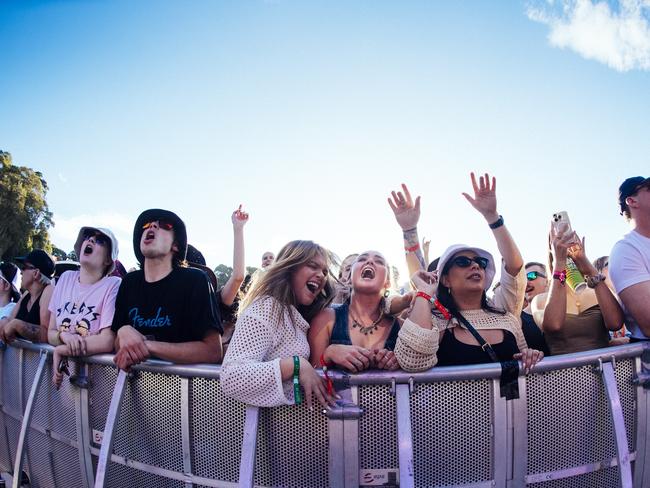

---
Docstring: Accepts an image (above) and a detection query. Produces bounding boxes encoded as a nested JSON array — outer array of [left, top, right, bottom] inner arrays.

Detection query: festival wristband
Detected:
[[553, 270, 567, 285], [416, 291, 432, 302], [293, 356, 302, 405], [320, 354, 335, 396], [405, 243, 420, 253]]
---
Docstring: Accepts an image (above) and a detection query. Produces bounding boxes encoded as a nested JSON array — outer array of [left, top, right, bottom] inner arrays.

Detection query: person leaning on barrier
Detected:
[[520, 262, 550, 356], [391, 173, 544, 373], [0, 262, 21, 320], [0, 250, 54, 344], [47, 226, 122, 389], [111, 209, 223, 371], [609, 176, 650, 340], [309, 250, 411, 373], [530, 226, 624, 355], [221, 240, 339, 409]]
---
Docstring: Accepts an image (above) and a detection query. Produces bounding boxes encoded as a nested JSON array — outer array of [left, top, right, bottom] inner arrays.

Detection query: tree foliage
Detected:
[[0, 151, 53, 260]]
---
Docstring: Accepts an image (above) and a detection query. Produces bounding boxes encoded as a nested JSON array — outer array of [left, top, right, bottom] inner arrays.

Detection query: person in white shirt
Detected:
[[609, 176, 650, 340]]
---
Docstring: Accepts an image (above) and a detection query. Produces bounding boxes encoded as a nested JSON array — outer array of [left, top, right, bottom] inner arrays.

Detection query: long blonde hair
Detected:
[[240, 240, 338, 323]]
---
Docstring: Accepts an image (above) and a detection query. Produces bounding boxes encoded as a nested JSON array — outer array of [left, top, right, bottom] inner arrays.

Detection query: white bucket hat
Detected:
[[74, 227, 119, 275], [436, 243, 496, 291]]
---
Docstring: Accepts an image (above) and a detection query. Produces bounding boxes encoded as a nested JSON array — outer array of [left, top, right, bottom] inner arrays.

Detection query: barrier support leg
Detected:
[[74, 362, 95, 488], [238, 405, 259, 488], [94, 369, 128, 488], [395, 383, 414, 488], [12, 351, 47, 488], [601, 361, 633, 488]]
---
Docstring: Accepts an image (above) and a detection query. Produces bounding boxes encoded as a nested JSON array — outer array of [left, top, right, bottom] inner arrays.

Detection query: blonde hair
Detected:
[[240, 240, 338, 323]]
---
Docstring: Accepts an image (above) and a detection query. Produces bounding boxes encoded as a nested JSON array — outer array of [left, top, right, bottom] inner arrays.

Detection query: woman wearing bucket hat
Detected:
[[529, 225, 624, 355], [0, 249, 55, 344], [390, 173, 544, 373], [47, 226, 122, 389]]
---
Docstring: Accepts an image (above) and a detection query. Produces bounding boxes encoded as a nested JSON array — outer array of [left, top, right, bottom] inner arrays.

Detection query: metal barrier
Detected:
[[0, 339, 649, 488]]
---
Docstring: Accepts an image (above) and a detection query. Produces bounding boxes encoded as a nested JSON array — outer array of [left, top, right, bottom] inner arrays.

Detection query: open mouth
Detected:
[[526, 284, 534, 293], [361, 266, 375, 280], [144, 230, 155, 243], [306, 281, 320, 294], [83, 245, 93, 255], [467, 272, 482, 281]]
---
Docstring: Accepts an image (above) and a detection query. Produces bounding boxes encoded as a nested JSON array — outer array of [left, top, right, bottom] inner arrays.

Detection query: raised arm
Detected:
[[220, 206, 249, 306], [539, 225, 572, 333], [568, 234, 624, 331], [388, 183, 426, 276], [462, 172, 523, 276]]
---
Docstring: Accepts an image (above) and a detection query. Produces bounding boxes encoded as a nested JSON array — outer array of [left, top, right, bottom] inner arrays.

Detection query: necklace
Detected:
[[350, 309, 385, 335]]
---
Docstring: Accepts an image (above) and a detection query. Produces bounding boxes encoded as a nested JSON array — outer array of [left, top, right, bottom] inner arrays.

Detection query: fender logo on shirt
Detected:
[[129, 307, 172, 328]]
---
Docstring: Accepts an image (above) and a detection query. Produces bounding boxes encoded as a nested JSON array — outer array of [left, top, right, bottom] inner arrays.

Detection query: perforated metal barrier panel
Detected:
[[0, 341, 648, 488]]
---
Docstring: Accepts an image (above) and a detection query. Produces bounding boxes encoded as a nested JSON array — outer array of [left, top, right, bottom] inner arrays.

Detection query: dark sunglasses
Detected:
[[527, 271, 547, 281], [82, 230, 110, 246], [451, 256, 489, 269], [142, 219, 174, 231]]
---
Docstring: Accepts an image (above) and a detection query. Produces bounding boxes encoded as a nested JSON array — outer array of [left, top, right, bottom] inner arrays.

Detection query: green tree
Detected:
[[0, 151, 53, 260], [52, 246, 67, 261], [214, 264, 233, 285]]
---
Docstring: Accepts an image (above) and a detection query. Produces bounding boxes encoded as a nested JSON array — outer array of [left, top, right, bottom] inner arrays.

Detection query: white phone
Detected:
[[552, 211, 572, 235]]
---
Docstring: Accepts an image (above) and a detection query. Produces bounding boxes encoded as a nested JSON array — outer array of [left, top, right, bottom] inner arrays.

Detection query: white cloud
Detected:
[[50, 212, 137, 268], [527, 0, 650, 71]]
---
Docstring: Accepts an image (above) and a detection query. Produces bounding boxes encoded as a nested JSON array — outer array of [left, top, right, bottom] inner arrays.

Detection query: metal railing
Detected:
[[1, 339, 648, 487]]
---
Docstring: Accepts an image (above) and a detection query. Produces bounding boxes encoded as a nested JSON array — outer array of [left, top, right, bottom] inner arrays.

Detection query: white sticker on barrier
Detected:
[[360, 469, 399, 487], [92, 429, 104, 445]]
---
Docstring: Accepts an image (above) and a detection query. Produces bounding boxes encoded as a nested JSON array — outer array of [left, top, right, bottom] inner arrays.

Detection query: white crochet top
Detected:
[[220, 296, 310, 407], [395, 263, 527, 372]]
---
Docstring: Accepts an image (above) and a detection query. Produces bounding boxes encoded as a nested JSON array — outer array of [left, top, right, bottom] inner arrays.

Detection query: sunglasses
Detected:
[[451, 256, 489, 269], [82, 230, 110, 246], [142, 219, 174, 231], [527, 271, 547, 281]]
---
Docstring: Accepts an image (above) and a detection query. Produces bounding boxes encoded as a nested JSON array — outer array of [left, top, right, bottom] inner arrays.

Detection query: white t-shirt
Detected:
[[609, 230, 650, 339], [48, 271, 121, 336], [0, 302, 16, 319]]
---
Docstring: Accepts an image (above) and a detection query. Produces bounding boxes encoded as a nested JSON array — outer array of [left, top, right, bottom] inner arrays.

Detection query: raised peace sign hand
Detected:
[[387, 183, 421, 231], [462, 172, 499, 223]]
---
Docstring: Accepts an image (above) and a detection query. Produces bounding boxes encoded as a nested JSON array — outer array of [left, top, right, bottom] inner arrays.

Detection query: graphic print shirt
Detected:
[[111, 267, 222, 342], [49, 271, 121, 336]]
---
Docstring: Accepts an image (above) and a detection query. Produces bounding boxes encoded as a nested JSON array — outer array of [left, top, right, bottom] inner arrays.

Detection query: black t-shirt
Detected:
[[111, 267, 223, 342], [520, 311, 551, 356]]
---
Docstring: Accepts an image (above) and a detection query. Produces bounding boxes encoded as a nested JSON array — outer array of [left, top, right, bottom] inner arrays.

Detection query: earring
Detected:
[[383, 289, 390, 298]]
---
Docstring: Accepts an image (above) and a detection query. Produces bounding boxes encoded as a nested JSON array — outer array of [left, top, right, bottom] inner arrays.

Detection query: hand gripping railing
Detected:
[[0, 340, 648, 488]]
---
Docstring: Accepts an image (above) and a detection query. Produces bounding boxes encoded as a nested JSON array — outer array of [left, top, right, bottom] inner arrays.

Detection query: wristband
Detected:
[[416, 291, 432, 302], [488, 215, 504, 229], [320, 354, 334, 396], [553, 270, 567, 285], [433, 298, 452, 320], [293, 356, 302, 405], [586, 273, 606, 289], [405, 243, 420, 253]]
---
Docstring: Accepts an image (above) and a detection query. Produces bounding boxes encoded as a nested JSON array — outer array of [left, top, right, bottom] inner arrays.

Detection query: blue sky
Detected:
[[1, 0, 649, 284]]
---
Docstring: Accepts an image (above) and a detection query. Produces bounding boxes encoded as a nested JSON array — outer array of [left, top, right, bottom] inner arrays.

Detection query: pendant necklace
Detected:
[[350, 309, 385, 335]]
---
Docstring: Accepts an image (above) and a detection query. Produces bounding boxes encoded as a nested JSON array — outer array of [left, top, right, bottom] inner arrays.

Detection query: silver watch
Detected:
[[586, 273, 606, 289]]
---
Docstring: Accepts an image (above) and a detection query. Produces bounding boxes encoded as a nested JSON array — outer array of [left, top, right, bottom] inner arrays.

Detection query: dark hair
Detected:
[[0, 262, 21, 303], [593, 256, 609, 273], [427, 257, 440, 273], [437, 257, 505, 321], [525, 261, 546, 270]]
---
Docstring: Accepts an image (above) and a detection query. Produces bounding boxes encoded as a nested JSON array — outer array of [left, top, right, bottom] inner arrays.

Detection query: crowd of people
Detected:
[[0, 173, 649, 410]]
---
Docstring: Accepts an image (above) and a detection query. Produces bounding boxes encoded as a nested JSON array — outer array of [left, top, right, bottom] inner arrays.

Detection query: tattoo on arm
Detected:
[[19, 321, 41, 341], [403, 228, 426, 270]]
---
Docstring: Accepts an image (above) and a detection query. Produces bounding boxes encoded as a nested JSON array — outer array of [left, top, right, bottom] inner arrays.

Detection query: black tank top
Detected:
[[330, 301, 400, 351], [15, 291, 43, 326], [436, 326, 519, 366]]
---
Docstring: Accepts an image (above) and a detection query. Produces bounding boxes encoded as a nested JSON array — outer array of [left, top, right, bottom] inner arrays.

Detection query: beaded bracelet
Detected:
[[553, 270, 566, 285], [293, 355, 302, 405]]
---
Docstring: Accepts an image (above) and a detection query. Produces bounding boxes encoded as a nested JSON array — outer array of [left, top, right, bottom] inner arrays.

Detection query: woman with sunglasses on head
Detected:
[[529, 227, 624, 355], [221, 240, 338, 409], [47, 227, 121, 388], [390, 173, 544, 372], [309, 251, 408, 373], [0, 250, 54, 344]]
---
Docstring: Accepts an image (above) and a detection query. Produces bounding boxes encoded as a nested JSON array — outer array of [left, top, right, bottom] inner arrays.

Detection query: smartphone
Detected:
[[552, 211, 572, 235]]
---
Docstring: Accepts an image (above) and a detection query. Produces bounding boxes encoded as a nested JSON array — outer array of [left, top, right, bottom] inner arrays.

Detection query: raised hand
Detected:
[[462, 172, 498, 222], [567, 233, 598, 276], [410, 270, 438, 297], [549, 224, 574, 268], [232, 205, 249, 230], [387, 184, 421, 231]]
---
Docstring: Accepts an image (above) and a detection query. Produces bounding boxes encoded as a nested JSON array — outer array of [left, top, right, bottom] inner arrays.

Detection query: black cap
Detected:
[[619, 176, 650, 215], [133, 209, 188, 265], [14, 249, 55, 279]]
